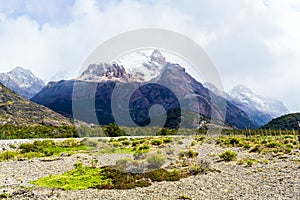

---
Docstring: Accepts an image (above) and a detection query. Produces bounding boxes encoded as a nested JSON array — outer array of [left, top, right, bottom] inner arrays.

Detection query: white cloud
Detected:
[[0, 0, 299, 112]]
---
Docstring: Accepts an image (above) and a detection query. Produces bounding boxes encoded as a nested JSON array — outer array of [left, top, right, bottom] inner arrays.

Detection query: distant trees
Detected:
[[0, 125, 78, 139], [103, 123, 127, 137]]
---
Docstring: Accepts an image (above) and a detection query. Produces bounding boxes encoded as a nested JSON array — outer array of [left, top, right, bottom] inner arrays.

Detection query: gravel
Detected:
[[0, 139, 299, 200]]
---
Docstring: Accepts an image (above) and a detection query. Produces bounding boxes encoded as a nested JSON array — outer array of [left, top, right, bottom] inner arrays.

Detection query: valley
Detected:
[[0, 134, 299, 199], [0, 51, 299, 200]]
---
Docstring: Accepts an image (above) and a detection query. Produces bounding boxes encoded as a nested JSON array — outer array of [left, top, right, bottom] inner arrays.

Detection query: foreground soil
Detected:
[[0, 138, 299, 200]]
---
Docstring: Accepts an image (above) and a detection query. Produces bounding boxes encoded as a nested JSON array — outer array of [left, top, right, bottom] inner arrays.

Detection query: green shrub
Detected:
[[122, 140, 130, 146], [9, 144, 16, 149], [249, 145, 262, 153], [177, 140, 184, 145], [163, 137, 173, 143], [157, 128, 176, 136], [266, 142, 282, 148], [219, 150, 237, 162], [179, 149, 199, 158], [284, 147, 292, 154], [244, 158, 257, 167], [0, 193, 10, 198], [137, 144, 150, 151], [191, 141, 196, 146], [178, 194, 192, 200], [146, 154, 166, 169], [103, 123, 127, 137], [229, 137, 240, 146], [0, 151, 17, 161], [189, 160, 210, 175], [151, 139, 163, 146], [243, 143, 251, 149]]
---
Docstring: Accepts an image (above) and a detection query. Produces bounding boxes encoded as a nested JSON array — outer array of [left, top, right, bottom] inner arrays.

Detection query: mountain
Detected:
[[0, 82, 72, 126], [261, 113, 300, 130], [0, 67, 45, 99], [31, 50, 257, 129], [227, 85, 289, 126], [113, 50, 166, 82], [48, 71, 71, 82]]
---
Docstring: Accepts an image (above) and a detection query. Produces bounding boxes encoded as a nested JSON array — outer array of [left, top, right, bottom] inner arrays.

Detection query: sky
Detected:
[[0, 0, 299, 112]]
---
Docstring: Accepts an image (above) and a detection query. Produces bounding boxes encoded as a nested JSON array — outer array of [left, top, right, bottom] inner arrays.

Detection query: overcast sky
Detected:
[[0, 0, 299, 112]]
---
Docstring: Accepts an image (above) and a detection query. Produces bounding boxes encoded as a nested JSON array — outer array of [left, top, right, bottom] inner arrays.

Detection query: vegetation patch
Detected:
[[0, 125, 78, 139], [31, 163, 187, 190], [219, 150, 237, 162], [0, 139, 91, 162]]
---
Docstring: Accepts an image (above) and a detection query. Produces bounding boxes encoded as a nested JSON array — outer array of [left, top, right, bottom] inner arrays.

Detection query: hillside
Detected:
[[0, 82, 72, 126], [261, 113, 300, 130]]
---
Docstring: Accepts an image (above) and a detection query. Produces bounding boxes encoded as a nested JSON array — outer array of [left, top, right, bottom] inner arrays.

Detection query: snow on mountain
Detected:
[[0, 67, 45, 99], [113, 49, 166, 82], [228, 85, 289, 119], [49, 71, 71, 82]]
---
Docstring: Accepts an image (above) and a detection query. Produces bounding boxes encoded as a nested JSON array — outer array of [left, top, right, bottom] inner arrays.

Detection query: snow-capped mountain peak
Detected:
[[228, 85, 289, 118], [49, 71, 71, 82], [0, 67, 45, 99], [113, 49, 166, 82]]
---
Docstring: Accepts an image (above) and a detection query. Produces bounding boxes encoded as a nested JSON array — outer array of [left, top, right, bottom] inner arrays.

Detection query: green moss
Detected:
[[31, 166, 109, 190], [31, 165, 185, 190], [0, 139, 91, 162], [97, 147, 134, 155]]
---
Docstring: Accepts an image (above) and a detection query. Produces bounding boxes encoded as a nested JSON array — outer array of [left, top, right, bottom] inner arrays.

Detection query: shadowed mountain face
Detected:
[[0, 82, 72, 126], [0, 67, 45, 99], [31, 51, 257, 129]]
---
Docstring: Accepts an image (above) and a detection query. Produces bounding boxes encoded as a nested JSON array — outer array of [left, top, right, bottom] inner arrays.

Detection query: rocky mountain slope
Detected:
[[206, 83, 289, 127], [0, 67, 45, 99], [32, 50, 257, 129], [228, 85, 289, 118], [0, 82, 72, 126], [261, 113, 300, 130]]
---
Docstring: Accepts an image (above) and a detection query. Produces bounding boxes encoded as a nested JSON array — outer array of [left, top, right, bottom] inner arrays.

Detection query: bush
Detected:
[[229, 137, 240, 146], [146, 154, 166, 169], [157, 128, 176, 136], [179, 149, 199, 159], [266, 142, 282, 148], [189, 160, 210, 175], [103, 123, 127, 137], [0, 151, 17, 161], [249, 145, 262, 153], [244, 158, 257, 167], [219, 150, 237, 162], [163, 137, 173, 143], [121, 141, 130, 146], [151, 139, 163, 146], [243, 143, 251, 149]]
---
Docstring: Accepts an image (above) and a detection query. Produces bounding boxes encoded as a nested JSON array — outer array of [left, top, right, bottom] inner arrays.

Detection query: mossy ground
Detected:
[[31, 164, 186, 190], [0, 139, 92, 162]]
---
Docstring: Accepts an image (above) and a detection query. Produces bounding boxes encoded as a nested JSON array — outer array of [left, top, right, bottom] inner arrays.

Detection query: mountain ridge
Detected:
[[0, 67, 45, 99], [261, 112, 300, 130], [32, 50, 257, 129]]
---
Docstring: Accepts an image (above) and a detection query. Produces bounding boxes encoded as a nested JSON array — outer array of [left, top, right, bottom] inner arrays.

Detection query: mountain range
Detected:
[[0, 67, 45, 99], [32, 50, 257, 129], [205, 83, 289, 127], [0, 50, 290, 130]]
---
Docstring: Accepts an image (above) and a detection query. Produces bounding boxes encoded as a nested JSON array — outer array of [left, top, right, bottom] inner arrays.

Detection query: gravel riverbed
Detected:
[[0, 139, 299, 200]]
